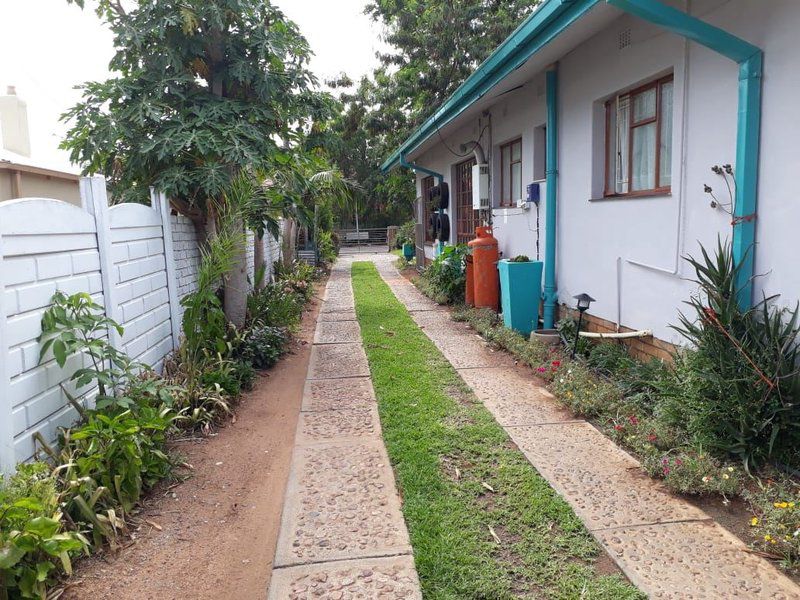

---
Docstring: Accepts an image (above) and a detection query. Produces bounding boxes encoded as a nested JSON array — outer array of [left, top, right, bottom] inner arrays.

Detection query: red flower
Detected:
[[628, 415, 639, 426], [647, 433, 658, 443], [614, 424, 624, 431], [551, 360, 561, 367]]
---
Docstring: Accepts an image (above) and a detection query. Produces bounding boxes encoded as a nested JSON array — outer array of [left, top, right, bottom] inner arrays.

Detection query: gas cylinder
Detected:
[[468, 226, 499, 311], [465, 255, 475, 307]]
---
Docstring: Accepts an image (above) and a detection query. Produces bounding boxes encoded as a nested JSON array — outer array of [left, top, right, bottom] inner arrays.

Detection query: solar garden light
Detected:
[[571, 293, 595, 358]]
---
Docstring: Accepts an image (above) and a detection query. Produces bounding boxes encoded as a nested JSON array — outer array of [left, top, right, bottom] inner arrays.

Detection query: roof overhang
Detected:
[[381, 0, 613, 172]]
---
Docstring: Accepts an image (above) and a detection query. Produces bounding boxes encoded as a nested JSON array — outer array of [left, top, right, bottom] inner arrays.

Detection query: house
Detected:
[[382, 0, 800, 360], [0, 86, 80, 205]]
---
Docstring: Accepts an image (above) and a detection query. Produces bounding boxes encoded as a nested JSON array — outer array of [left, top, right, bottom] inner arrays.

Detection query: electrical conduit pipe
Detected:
[[542, 67, 559, 329]]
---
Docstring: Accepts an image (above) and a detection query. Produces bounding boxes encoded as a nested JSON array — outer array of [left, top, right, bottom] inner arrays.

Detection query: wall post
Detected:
[[154, 190, 182, 350], [81, 176, 123, 349]]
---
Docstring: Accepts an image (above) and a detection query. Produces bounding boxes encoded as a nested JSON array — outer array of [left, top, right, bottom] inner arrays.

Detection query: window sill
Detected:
[[590, 190, 672, 202]]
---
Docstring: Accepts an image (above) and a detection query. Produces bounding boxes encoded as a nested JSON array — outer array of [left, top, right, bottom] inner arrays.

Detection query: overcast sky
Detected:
[[0, 0, 385, 171]]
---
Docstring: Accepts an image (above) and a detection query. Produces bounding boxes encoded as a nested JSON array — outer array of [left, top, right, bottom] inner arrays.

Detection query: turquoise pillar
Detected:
[[542, 67, 559, 329]]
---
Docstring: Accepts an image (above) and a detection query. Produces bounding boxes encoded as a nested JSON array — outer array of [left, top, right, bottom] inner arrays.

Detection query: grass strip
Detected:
[[351, 261, 643, 600]]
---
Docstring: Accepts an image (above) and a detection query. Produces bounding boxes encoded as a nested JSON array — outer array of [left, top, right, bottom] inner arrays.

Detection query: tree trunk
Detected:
[[254, 231, 266, 290], [282, 219, 296, 267], [224, 219, 248, 329]]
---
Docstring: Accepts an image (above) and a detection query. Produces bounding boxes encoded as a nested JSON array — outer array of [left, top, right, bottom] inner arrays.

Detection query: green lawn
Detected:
[[351, 261, 643, 600]]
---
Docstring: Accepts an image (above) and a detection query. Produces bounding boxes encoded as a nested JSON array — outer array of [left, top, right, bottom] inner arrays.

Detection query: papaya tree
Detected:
[[61, 0, 331, 326]]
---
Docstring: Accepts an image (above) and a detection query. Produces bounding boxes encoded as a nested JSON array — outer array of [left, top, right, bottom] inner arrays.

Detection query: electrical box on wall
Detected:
[[472, 164, 489, 209]]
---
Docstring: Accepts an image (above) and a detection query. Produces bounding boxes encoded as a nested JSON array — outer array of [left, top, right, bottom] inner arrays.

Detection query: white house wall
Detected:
[[413, 0, 800, 344]]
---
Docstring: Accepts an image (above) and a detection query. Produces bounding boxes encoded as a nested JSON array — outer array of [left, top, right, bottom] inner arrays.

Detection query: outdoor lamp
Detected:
[[571, 293, 595, 358]]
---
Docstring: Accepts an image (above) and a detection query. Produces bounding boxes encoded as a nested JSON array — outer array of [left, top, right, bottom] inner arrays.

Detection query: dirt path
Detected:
[[63, 285, 323, 600]]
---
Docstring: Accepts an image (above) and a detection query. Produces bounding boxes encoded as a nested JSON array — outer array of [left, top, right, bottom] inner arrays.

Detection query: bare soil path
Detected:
[[62, 284, 323, 600]]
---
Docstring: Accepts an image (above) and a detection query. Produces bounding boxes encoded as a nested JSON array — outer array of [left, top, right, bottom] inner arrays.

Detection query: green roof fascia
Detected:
[[380, 0, 601, 173]]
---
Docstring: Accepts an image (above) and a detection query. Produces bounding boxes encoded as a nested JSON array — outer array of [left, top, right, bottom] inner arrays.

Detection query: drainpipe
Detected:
[[542, 67, 559, 329], [399, 152, 446, 251], [604, 0, 763, 309]]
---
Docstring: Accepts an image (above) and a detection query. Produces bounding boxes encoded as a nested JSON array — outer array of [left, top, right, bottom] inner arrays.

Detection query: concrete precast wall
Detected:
[[412, 0, 800, 345], [0, 176, 282, 471]]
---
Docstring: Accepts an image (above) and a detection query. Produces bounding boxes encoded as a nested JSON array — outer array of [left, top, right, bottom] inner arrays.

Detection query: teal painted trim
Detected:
[[542, 68, 559, 330], [381, 0, 600, 173], [606, 0, 763, 310], [604, 0, 760, 63], [733, 53, 763, 307], [399, 152, 444, 184]]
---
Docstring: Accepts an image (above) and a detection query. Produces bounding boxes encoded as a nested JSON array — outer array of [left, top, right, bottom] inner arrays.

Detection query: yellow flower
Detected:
[[789, 502, 796, 508], [750, 517, 759, 526], [727, 466, 735, 472], [775, 502, 790, 509], [774, 502, 782, 508], [764, 534, 772, 541], [722, 474, 730, 480]]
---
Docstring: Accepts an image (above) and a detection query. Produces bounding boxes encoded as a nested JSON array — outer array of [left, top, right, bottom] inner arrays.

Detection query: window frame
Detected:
[[499, 137, 523, 207], [455, 157, 478, 244], [421, 175, 435, 243], [604, 74, 673, 199]]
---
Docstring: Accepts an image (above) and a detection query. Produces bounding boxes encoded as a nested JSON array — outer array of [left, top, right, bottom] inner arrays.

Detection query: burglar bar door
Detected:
[[456, 157, 478, 243]]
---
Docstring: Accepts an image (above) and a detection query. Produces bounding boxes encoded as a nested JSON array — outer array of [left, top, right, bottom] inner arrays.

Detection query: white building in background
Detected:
[[382, 0, 800, 355], [0, 86, 80, 205]]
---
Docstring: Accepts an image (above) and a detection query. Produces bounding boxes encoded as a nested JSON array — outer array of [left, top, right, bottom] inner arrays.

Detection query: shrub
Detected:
[[317, 230, 338, 265], [550, 361, 623, 417], [417, 244, 469, 304], [668, 239, 800, 470], [247, 283, 304, 330], [640, 448, 744, 496], [745, 478, 800, 566], [395, 219, 416, 249], [240, 325, 288, 370], [0, 464, 88, 599], [275, 259, 318, 303]]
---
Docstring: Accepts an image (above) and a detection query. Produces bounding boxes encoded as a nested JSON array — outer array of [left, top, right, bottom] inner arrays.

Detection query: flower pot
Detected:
[[402, 243, 415, 261], [497, 259, 543, 337], [531, 328, 560, 346]]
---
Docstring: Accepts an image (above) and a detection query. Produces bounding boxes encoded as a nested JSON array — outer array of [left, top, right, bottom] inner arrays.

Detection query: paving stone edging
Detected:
[[267, 259, 422, 599], [369, 254, 800, 600]]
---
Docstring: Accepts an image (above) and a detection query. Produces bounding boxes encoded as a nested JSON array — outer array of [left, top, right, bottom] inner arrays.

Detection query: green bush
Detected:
[[0, 464, 88, 599], [247, 283, 304, 330], [274, 259, 318, 303], [417, 244, 469, 304], [668, 239, 800, 470], [317, 230, 338, 265], [240, 325, 288, 370], [395, 220, 415, 249]]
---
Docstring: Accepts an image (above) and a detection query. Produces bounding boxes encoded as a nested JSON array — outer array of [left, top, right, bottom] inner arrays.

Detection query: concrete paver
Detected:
[[314, 320, 362, 344], [301, 377, 376, 412], [365, 253, 800, 600], [268, 556, 422, 600], [308, 343, 370, 379], [296, 406, 381, 445]]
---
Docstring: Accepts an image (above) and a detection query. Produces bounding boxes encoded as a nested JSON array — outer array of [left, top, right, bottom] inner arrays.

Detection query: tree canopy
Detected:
[[326, 0, 540, 228], [62, 0, 332, 212]]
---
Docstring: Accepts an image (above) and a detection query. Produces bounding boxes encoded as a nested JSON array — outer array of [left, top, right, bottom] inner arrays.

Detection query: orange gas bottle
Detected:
[[465, 255, 475, 306], [468, 226, 499, 311]]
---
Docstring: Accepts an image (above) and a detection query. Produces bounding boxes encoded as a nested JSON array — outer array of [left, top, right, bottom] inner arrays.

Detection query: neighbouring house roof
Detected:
[[0, 147, 79, 181], [381, 0, 622, 172]]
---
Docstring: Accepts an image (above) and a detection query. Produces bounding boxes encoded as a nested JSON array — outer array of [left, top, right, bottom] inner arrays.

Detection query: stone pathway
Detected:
[[365, 253, 800, 600], [268, 257, 422, 600]]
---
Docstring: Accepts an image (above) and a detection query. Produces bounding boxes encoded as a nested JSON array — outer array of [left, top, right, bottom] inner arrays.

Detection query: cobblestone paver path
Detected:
[[268, 257, 422, 600], [365, 253, 800, 600]]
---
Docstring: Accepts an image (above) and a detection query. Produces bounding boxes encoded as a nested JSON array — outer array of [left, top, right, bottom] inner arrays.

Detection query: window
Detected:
[[605, 75, 673, 197], [421, 175, 435, 243], [500, 138, 523, 207], [455, 157, 478, 243]]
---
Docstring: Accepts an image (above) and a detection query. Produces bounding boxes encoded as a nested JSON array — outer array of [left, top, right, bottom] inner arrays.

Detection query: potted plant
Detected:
[[497, 255, 543, 336]]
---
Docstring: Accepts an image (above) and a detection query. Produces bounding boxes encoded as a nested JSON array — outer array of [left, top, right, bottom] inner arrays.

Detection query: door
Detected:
[[455, 157, 478, 243]]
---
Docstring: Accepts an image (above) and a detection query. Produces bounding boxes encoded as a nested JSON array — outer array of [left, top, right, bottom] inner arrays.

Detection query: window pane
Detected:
[[631, 122, 657, 191], [616, 95, 630, 194], [511, 162, 522, 202], [633, 87, 656, 122], [659, 81, 674, 188], [512, 140, 521, 162]]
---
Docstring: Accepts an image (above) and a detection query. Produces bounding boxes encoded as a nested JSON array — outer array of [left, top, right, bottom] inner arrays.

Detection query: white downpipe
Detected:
[[579, 329, 652, 340]]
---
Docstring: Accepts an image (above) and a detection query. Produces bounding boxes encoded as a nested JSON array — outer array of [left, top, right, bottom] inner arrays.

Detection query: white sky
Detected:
[[0, 0, 385, 171]]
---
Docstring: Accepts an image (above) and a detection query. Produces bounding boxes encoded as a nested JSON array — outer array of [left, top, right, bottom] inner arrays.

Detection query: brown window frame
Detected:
[[421, 175, 435, 243], [604, 74, 673, 199], [499, 138, 523, 207], [455, 157, 478, 244]]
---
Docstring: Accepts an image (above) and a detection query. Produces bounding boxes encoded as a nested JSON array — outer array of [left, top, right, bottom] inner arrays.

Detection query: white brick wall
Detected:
[[0, 180, 284, 472]]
